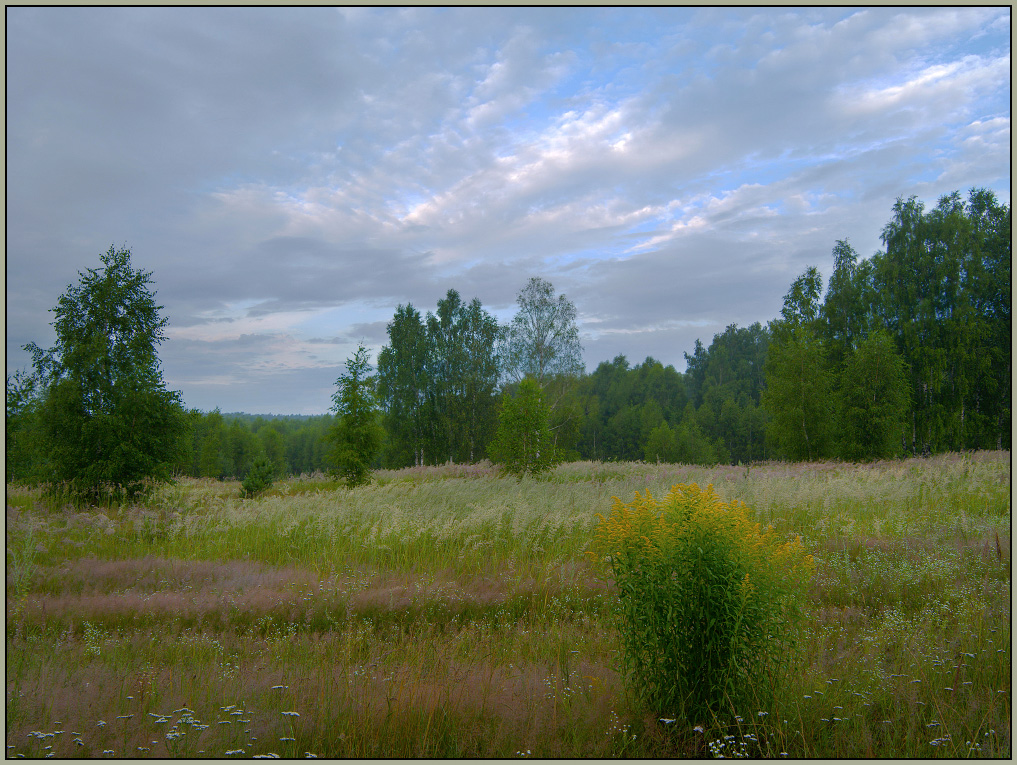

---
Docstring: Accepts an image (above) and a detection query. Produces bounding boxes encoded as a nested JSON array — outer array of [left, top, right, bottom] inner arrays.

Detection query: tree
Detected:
[[197, 409, 233, 479], [258, 425, 287, 476], [499, 277, 584, 406], [377, 304, 430, 467], [6, 369, 44, 483], [820, 240, 868, 370], [490, 378, 559, 477], [241, 455, 275, 498], [872, 189, 1010, 452], [837, 331, 910, 461], [762, 267, 836, 461], [22, 245, 186, 502], [328, 344, 383, 487], [644, 421, 679, 463], [424, 290, 500, 464], [457, 296, 501, 461], [685, 323, 769, 463]]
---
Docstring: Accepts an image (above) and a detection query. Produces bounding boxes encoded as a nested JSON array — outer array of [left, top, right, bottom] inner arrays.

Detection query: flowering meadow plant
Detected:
[[591, 483, 814, 724]]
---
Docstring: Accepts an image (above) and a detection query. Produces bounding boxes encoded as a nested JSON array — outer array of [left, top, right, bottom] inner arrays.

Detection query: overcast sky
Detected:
[[6, 7, 1010, 415]]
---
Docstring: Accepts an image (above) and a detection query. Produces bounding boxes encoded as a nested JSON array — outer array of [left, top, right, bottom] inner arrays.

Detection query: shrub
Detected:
[[241, 456, 275, 498], [590, 483, 814, 724]]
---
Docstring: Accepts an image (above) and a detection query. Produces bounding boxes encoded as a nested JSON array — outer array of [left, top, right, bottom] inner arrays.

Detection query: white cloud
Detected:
[[6, 7, 1009, 412]]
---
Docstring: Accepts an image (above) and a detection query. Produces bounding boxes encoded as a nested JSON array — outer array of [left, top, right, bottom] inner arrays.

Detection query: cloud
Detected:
[[6, 7, 1009, 413]]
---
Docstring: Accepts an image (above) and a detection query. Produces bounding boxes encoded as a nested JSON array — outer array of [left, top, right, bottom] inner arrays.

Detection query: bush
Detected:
[[241, 456, 275, 498], [590, 483, 814, 724]]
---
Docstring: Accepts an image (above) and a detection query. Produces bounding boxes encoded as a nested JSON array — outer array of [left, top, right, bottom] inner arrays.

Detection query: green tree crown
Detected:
[[21, 245, 186, 502]]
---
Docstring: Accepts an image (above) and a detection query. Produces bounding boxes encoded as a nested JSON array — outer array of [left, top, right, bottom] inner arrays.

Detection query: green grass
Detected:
[[6, 451, 1011, 758]]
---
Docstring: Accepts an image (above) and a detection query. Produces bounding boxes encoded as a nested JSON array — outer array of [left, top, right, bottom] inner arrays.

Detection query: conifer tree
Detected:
[[328, 344, 383, 487]]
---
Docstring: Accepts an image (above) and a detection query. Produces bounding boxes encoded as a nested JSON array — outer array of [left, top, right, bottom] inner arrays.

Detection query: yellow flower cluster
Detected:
[[590, 483, 814, 581]]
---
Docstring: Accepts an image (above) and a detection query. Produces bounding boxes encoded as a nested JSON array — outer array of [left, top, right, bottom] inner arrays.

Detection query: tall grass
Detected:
[[6, 451, 1010, 758]]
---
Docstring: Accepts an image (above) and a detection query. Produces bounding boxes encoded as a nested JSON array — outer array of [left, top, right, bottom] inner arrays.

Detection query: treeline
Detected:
[[159, 187, 1010, 479], [172, 410, 336, 479], [7, 188, 1010, 489]]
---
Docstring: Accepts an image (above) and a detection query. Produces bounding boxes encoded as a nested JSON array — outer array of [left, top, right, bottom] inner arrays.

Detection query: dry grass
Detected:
[[6, 451, 1011, 758]]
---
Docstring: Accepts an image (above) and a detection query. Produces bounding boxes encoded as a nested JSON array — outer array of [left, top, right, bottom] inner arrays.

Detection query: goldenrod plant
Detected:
[[591, 483, 814, 724]]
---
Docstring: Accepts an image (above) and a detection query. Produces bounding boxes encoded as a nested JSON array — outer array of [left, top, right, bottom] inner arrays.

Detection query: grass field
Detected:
[[6, 451, 1010, 758]]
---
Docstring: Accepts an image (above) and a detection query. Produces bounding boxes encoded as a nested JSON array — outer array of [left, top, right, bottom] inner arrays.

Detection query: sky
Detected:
[[6, 7, 1010, 415]]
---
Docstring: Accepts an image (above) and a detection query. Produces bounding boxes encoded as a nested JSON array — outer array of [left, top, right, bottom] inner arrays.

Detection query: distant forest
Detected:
[[7, 188, 1009, 484], [152, 188, 1010, 481]]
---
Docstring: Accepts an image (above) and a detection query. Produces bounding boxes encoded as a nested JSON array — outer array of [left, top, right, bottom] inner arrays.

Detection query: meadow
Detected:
[[5, 451, 1011, 758]]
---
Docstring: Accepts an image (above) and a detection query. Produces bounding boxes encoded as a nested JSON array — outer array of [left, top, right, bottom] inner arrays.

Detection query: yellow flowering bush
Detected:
[[590, 483, 814, 724]]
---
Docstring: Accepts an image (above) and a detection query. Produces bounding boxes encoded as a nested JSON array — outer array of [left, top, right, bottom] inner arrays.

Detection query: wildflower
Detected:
[[305, 754, 318, 759], [757, 711, 768, 717], [694, 725, 704, 733], [280, 737, 296, 742], [282, 711, 300, 717], [96, 721, 106, 728], [659, 718, 676, 724]]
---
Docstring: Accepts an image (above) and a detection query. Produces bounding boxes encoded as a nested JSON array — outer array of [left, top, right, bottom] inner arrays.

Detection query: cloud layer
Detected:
[[7, 7, 1010, 413]]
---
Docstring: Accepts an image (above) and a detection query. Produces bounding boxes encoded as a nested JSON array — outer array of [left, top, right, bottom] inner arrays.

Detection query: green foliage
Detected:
[[872, 189, 1010, 452], [376, 292, 500, 468], [241, 455, 275, 498], [591, 483, 814, 724], [329, 344, 384, 488], [490, 378, 559, 477], [22, 245, 186, 502], [643, 411, 726, 466], [424, 290, 501, 464], [837, 331, 910, 460], [6, 370, 44, 483], [498, 276, 584, 393], [575, 355, 690, 462], [763, 269, 837, 461], [377, 303, 430, 467], [685, 323, 770, 464], [819, 240, 869, 369]]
